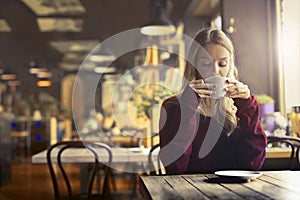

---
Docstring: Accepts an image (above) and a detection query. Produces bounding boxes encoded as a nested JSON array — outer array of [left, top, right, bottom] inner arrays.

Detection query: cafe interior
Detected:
[[0, 0, 299, 199]]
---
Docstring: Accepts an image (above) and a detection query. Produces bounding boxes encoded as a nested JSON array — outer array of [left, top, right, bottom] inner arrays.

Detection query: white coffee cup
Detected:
[[205, 76, 228, 99]]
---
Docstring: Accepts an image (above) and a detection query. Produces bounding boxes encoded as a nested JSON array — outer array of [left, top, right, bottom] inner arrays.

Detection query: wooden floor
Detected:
[[0, 156, 142, 200]]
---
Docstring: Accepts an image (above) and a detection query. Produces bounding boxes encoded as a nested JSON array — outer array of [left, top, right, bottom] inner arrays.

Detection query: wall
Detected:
[[222, 0, 280, 110]]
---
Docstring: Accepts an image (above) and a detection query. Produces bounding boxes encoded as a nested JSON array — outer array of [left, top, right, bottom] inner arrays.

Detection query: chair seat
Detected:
[[11, 131, 29, 137], [11, 131, 29, 158], [267, 135, 300, 169]]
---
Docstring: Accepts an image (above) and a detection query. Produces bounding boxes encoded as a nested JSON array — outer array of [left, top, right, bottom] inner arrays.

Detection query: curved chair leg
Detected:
[[103, 167, 112, 200], [296, 147, 300, 168], [110, 170, 117, 192]]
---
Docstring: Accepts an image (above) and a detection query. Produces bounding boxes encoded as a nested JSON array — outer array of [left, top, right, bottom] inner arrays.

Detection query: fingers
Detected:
[[189, 79, 216, 98], [189, 78, 251, 99], [225, 79, 250, 99]]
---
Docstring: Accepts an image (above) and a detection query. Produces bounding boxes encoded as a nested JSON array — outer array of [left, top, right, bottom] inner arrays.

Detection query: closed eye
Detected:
[[200, 58, 213, 67], [219, 61, 227, 67]]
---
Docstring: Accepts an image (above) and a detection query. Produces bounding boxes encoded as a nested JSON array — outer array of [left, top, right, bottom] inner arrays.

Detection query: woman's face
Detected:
[[196, 43, 230, 79]]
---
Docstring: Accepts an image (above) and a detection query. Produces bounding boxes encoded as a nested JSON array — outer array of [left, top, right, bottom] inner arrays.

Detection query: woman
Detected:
[[159, 28, 267, 174]]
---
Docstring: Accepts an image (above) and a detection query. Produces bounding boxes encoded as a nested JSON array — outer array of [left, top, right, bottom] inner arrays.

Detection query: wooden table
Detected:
[[32, 147, 153, 164], [32, 147, 154, 193], [32, 146, 291, 164], [140, 171, 300, 199]]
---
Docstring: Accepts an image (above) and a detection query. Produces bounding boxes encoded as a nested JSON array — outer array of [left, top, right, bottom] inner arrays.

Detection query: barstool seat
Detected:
[[11, 131, 29, 137], [11, 131, 29, 158]]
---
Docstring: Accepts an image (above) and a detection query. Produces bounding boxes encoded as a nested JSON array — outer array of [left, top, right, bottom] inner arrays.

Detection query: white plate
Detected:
[[214, 170, 262, 180]]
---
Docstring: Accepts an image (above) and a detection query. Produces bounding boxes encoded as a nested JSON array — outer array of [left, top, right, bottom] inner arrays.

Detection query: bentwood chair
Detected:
[[267, 135, 300, 169], [47, 140, 113, 200], [148, 144, 165, 175]]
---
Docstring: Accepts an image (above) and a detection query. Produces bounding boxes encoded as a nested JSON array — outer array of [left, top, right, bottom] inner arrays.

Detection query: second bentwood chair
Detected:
[[47, 140, 113, 200], [267, 135, 300, 169], [148, 144, 165, 175]]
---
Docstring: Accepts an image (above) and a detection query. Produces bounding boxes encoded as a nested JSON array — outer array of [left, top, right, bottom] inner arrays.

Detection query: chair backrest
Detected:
[[148, 144, 165, 175], [46, 140, 112, 200], [267, 135, 300, 169]]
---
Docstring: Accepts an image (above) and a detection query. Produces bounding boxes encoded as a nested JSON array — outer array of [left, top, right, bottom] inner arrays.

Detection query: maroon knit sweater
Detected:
[[159, 86, 267, 174]]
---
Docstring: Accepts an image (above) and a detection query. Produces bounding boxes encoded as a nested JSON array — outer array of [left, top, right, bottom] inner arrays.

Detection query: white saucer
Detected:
[[214, 170, 262, 180]]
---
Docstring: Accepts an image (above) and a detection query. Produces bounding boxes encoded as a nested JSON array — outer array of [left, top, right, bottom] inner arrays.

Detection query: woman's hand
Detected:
[[189, 78, 250, 100], [189, 79, 216, 98], [226, 79, 250, 99]]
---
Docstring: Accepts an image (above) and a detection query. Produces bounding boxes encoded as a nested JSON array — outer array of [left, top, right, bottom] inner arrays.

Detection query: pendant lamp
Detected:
[[140, 1, 176, 36], [29, 61, 47, 74], [1, 69, 16, 81]]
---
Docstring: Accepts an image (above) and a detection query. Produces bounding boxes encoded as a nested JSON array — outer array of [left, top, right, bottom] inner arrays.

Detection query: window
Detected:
[[282, 0, 300, 112]]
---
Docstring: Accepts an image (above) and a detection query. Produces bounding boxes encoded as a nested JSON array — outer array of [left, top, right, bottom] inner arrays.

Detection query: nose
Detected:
[[211, 62, 220, 76]]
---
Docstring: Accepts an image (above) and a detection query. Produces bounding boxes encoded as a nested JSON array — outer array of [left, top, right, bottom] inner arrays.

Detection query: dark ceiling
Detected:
[[0, 0, 192, 73], [0, 0, 219, 100]]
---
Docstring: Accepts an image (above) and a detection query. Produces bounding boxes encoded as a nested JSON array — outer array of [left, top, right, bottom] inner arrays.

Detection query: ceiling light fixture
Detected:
[[37, 71, 52, 78], [89, 55, 116, 62], [29, 61, 47, 74], [22, 0, 85, 16], [1, 69, 16, 81], [140, 2, 176, 36], [37, 79, 52, 87], [37, 18, 83, 32], [94, 66, 116, 74], [0, 19, 12, 32]]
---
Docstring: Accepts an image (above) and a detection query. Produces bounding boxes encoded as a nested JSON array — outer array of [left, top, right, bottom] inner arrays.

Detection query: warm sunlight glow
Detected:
[[282, 0, 300, 112]]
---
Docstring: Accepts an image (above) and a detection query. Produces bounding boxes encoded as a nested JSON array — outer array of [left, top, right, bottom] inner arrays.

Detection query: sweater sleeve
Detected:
[[233, 96, 267, 170], [159, 86, 199, 174]]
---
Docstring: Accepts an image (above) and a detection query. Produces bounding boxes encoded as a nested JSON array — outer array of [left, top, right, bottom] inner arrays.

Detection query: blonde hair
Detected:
[[183, 28, 238, 135]]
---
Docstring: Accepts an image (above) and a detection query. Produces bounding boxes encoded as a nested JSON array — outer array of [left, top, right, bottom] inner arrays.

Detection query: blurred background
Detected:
[[0, 0, 299, 198]]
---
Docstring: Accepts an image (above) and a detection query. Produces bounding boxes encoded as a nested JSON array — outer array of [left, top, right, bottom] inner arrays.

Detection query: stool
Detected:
[[11, 131, 29, 158]]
